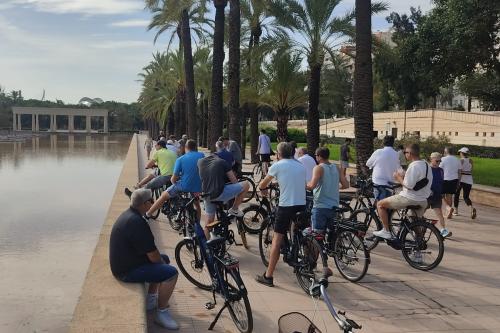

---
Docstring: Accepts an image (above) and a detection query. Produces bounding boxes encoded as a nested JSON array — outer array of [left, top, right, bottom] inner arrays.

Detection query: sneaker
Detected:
[[373, 229, 393, 240], [255, 272, 274, 287], [155, 309, 179, 330], [146, 293, 157, 311], [471, 207, 477, 219], [228, 207, 244, 218], [124, 187, 133, 198], [440, 228, 452, 238], [447, 207, 454, 219]]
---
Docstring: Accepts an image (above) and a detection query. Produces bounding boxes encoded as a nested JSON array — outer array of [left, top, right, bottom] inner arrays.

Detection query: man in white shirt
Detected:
[[439, 147, 461, 218], [256, 129, 272, 176], [373, 144, 432, 240], [255, 142, 306, 287], [166, 140, 178, 154], [296, 147, 317, 182], [366, 136, 401, 201]]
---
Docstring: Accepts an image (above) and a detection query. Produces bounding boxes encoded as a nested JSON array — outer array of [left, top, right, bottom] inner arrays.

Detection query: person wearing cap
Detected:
[[429, 152, 451, 238], [109, 189, 179, 330], [440, 147, 462, 218], [454, 147, 477, 219], [166, 139, 178, 154]]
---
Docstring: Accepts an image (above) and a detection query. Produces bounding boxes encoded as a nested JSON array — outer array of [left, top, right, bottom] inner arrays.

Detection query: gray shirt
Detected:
[[198, 155, 231, 200], [229, 140, 242, 163]]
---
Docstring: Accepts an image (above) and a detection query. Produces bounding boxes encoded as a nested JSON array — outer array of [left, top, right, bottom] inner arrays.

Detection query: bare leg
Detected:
[[265, 233, 284, 278], [377, 200, 390, 231], [433, 208, 446, 230], [158, 275, 178, 310], [147, 190, 170, 216], [232, 181, 250, 210]]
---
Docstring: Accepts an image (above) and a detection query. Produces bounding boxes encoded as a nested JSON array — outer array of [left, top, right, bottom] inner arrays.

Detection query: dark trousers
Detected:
[[454, 182, 472, 208]]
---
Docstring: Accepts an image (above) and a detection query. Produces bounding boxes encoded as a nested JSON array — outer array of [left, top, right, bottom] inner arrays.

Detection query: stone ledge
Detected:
[[69, 134, 147, 333]]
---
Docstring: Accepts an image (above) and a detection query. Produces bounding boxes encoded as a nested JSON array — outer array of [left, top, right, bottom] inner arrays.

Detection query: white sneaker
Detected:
[[373, 229, 393, 240], [228, 207, 244, 218], [146, 294, 157, 311], [155, 309, 179, 330]]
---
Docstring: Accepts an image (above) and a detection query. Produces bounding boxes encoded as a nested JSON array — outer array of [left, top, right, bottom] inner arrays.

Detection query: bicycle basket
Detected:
[[278, 312, 322, 333]]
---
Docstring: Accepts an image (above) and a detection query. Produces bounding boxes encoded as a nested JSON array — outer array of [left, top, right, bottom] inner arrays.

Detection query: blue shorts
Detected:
[[146, 175, 171, 190], [204, 183, 244, 216], [373, 185, 392, 202], [311, 207, 335, 232], [166, 182, 183, 198], [120, 254, 178, 283]]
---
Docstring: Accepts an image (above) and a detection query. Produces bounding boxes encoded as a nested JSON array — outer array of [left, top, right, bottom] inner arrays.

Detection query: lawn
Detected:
[[270, 142, 499, 187]]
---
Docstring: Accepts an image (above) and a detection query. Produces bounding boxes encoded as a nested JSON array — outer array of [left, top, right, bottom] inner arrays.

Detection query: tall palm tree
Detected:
[[209, 0, 228, 150], [353, 0, 374, 175], [194, 47, 212, 147], [228, 0, 242, 144], [262, 50, 307, 142]]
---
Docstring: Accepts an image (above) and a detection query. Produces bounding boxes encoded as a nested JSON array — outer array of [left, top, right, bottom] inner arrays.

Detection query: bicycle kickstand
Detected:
[[208, 301, 228, 331]]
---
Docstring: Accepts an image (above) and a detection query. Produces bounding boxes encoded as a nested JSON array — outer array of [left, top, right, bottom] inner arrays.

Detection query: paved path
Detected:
[[139, 139, 500, 332]]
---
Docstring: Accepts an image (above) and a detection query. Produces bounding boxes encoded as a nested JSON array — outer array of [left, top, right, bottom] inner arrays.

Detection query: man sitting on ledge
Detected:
[[109, 188, 179, 330]]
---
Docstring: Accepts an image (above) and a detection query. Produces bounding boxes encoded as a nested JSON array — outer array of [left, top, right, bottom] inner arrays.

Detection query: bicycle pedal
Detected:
[[205, 302, 215, 310]]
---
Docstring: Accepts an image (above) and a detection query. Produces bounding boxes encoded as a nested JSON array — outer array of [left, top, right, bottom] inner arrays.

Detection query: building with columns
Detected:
[[12, 107, 109, 133]]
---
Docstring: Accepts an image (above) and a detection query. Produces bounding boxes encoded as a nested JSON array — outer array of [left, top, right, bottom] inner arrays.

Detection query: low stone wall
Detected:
[[69, 134, 147, 333], [470, 184, 500, 209]]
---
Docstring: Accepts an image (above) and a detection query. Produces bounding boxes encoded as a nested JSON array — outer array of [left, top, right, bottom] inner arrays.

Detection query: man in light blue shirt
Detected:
[[256, 129, 272, 176], [255, 142, 306, 288]]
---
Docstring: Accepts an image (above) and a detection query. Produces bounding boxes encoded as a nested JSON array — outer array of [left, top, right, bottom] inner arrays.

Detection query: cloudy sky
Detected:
[[0, 0, 434, 104]]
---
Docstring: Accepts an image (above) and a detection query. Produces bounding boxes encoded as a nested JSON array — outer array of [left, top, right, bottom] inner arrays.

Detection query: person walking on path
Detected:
[[144, 135, 153, 159], [306, 147, 349, 233], [297, 147, 317, 182], [255, 142, 306, 287], [366, 136, 401, 202], [256, 128, 272, 176], [429, 152, 451, 238], [440, 147, 461, 218], [340, 138, 351, 177], [109, 189, 179, 330], [454, 147, 477, 219]]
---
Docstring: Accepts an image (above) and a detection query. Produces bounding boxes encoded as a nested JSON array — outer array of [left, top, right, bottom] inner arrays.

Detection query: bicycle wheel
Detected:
[[174, 239, 212, 290], [240, 177, 256, 203], [252, 164, 263, 183], [258, 220, 274, 267], [362, 211, 382, 251], [401, 220, 444, 271], [333, 230, 370, 282], [236, 218, 249, 249], [226, 269, 253, 333], [296, 235, 328, 296], [242, 205, 267, 234], [150, 188, 161, 220]]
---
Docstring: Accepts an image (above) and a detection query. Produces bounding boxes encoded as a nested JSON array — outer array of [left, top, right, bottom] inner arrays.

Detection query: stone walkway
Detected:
[[139, 139, 500, 332]]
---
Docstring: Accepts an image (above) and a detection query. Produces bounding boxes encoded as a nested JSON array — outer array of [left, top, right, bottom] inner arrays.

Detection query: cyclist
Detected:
[[305, 147, 349, 233], [255, 142, 306, 287], [256, 128, 272, 176], [220, 136, 243, 177], [373, 144, 433, 240], [145, 140, 205, 220], [215, 140, 234, 169], [297, 147, 317, 182], [165, 139, 178, 154], [198, 154, 250, 234]]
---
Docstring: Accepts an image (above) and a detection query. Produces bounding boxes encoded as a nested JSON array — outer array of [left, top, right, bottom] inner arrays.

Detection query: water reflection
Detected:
[[0, 133, 131, 333]]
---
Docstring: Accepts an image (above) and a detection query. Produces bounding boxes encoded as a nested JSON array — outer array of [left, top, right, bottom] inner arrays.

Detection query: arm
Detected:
[[146, 249, 164, 264], [170, 174, 180, 184], [338, 165, 349, 189], [226, 170, 238, 184], [145, 159, 156, 169], [306, 165, 323, 191], [366, 150, 376, 169], [258, 175, 274, 196]]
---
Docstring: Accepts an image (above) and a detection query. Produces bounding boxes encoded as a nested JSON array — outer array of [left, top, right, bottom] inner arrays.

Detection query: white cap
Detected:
[[167, 139, 174, 144], [458, 147, 469, 154]]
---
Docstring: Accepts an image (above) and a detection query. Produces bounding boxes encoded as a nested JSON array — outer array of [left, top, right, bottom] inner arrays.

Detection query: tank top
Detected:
[[313, 163, 339, 209], [460, 158, 473, 185]]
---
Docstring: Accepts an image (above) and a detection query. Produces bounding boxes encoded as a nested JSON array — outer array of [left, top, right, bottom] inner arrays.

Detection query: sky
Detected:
[[0, 0, 435, 104]]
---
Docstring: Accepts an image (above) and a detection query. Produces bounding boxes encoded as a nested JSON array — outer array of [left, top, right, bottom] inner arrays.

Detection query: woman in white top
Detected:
[[454, 147, 477, 219]]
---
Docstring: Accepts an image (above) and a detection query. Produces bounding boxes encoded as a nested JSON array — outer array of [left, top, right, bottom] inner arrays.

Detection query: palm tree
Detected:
[[209, 0, 228, 150], [228, 0, 242, 144], [194, 47, 212, 147], [353, 0, 374, 175], [262, 50, 307, 142]]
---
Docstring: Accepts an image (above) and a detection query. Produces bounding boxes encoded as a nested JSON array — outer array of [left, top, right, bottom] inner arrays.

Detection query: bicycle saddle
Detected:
[[406, 205, 422, 210], [206, 220, 222, 228]]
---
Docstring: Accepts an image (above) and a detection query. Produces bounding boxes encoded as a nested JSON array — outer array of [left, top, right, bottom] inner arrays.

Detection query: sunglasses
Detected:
[[145, 199, 154, 204]]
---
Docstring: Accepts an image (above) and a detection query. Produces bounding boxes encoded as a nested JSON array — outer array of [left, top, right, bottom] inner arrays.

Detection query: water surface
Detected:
[[0, 134, 131, 333]]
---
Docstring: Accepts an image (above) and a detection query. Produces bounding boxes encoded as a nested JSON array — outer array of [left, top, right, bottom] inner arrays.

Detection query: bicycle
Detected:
[[161, 192, 196, 232], [278, 271, 362, 333], [238, 171, 257, 203], [174, 195, 253, 332], [251, 159, 272, 183], [258, 202, 327, 296], [241, 183, 280, 234]]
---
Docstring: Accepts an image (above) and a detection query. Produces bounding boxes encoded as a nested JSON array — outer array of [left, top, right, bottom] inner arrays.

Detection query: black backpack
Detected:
[[413, 161, 429, 191]]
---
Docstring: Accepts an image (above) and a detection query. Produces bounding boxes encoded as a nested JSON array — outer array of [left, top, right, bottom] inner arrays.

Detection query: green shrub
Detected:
[[287, 128, 307, 143]]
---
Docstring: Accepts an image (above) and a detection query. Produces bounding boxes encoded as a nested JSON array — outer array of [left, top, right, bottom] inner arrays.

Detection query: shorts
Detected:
[[373, 185, 392, 201], [275, 205, 306, 234], [428, 194, 442, 209], [204, 183, 244, 216], [383, 195, 428, 217], [340, 161, 349, 169], [120, 254, 178, 283], [311, 207, 335, 232], [260, 154, 271, 163], [166, 182, 184, 198], [442, 179, 458, 194], [146, 175, 171, 190]]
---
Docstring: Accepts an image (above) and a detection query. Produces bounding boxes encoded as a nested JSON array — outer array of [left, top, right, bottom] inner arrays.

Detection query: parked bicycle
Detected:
[[251, 159, 272, 183], [174, 195, 253, 332], [241, 183, 280, 234]]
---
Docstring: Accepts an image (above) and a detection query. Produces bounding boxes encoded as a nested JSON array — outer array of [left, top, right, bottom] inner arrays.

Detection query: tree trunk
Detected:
[[174, 89, 183, 138], [167, 106, 175, 135], [250, 103, 259, 163], [307, 63, 322, 155], [228, 0, 241, 144], [353, 0, 374, 176], [181, 9, 197, 140], [203, 98, 209, 147], [467, 96, 472, 112], [241, 105, 247, 159], [276, 110, 289, 143], [198, 98, 204, 145], [209, 0, 227, 152]]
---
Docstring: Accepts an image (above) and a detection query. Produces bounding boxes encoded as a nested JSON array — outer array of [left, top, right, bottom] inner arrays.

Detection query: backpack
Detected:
[[413, 161, 429, 191]]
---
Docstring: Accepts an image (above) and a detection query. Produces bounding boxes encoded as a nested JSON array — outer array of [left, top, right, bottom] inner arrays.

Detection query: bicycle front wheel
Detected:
[[174, 239, 212, 290], [226, 269, 253, 333], [240, 176, 256, 203], [252, 163, 263, 183], [242, 205, 267, 234], [149, 188, 162, 219], [401, 220, 444, 271], [296, 235, 328, 296], [362, 211, 382, 251], [333, 230, 370, 282], [258, 220, 274, 267]]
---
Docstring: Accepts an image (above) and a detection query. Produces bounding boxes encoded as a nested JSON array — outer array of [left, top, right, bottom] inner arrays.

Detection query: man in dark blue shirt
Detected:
[[215, 140, 234, 169], [109, 188, 179, 330]]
